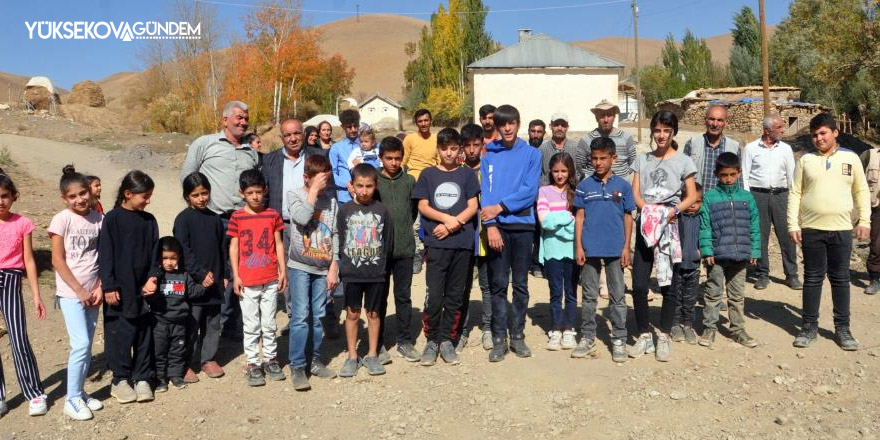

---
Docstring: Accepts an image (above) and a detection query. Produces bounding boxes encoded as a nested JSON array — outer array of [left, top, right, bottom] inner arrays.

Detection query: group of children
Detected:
[[0, 105, 865, 421]]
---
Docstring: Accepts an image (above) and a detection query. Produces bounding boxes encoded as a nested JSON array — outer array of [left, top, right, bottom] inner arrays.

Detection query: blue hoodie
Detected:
[[480, 137, 542, 229], [329, 136, 359, 203]]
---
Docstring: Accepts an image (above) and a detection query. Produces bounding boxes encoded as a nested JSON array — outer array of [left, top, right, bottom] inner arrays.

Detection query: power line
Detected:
[[194, 0, 630, 16]]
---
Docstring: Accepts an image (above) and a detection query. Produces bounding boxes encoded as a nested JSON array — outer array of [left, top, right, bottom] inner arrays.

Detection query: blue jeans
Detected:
[[59, 298, 99, 400], [287, 268, 328, 369], [543, 258, 578, 331], [487, 228, 533, 340]]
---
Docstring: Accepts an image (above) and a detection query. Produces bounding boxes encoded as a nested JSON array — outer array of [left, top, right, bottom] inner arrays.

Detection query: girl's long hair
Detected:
[[115, 170, 155, 208], [548, 152, 577, 211]]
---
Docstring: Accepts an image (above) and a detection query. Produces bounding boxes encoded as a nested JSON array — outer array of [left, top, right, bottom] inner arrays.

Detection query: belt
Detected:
[[750, 187, 788, 195]]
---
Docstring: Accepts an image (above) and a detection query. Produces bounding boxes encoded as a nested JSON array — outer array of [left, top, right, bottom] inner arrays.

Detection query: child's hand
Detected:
[[443, 216, 460, 233], [233, 277, 244, 298], [327, 270, 339, 291], [32, 295, 47, 320], [202, 272, 215, 288], [104, 290, 121, 306], [576, 246, 586, 266], [789, 231, 802, 245], [749, 258, 757, 266], [75, 287, 92, 305], [620, 247, 631, 268], [432, 224, 450, 240], [352, 157, 362, 166], [487, 226, 503, 251], [704, 256, 715, 266], [90, 288, 104, 307], [142, 277, 158, 297], [481, 205, 504, 222], [857, 225, 870, 241], [666, 207, 678, 224], [311, 172, 330, 193], [277, 271, 288, 292]]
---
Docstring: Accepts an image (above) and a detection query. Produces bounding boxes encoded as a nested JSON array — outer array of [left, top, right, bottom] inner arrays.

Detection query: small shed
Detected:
[[359, 93, 402, 131], [468, 30, 624, 133]]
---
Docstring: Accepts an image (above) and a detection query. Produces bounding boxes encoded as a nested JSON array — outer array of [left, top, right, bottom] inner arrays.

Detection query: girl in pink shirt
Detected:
[[0, 173, 47, 418]]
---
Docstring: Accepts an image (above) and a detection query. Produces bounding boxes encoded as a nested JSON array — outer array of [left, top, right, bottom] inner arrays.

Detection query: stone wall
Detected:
[[660, 99, 828, 134]]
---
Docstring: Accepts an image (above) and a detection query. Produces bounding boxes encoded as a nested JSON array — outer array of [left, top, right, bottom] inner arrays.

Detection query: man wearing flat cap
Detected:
[[540, 112, 585, 184], [578, 99, 637, 181]]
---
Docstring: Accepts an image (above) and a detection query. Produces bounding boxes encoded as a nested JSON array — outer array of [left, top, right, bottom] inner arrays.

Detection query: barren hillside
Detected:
[[573, 33, 733, 74], [97, 71, 141, 108]]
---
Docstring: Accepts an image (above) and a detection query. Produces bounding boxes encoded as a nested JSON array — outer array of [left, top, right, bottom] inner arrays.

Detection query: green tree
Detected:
[[728, 6, 762, 86]]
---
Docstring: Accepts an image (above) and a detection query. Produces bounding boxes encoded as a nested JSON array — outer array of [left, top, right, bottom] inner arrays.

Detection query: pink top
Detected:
[[0, 213, 35, 269], [48, 209, 104, 298], [537, 185, 571, 223]]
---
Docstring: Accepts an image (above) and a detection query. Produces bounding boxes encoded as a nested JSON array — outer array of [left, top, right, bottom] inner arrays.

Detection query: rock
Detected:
[[648, 390, 661, 398], [775, 415, 789, 425], [669, 391, 686, 400], [778, 363, 790, 370], [812, 385, 837, 395], [773, 376, 785, 384]]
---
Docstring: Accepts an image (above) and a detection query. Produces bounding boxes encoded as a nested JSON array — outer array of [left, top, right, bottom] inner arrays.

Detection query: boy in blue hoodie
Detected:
[[480, 104, 542, 362]]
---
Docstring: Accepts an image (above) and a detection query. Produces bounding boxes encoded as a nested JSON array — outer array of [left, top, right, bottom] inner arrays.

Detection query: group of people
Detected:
[[0, 96, 873, 422]]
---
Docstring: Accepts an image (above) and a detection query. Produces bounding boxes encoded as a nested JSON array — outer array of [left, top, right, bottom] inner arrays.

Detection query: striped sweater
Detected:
[[537, 185, 575, 262]]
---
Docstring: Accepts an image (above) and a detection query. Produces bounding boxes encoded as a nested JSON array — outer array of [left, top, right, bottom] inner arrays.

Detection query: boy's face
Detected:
[[811, 126, 839, 153], [360, 136, 374, 151], [342, 122, 359, 140], [591, 149, 616, 177], [438, 143, 461, 167], [498, 120, 519, 144], [380, 150, 403, 176], [715, 166, 741, 186], [241, 185, 265, 210], [463, 138, 482, 161], [687, 192, 703, 213], [349, 176, 376, 205], [161, 250, 179, 272]]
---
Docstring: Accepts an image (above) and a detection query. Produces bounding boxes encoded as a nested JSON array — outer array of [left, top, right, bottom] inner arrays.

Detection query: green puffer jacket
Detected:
[[699, 182, 760, 261]]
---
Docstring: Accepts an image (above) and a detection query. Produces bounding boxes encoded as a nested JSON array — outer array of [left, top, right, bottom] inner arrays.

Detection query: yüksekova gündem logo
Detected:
[[25, 21, 201, 42]]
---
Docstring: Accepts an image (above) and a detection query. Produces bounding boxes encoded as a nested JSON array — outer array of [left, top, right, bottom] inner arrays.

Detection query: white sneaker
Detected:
[[547, 330, 563, 351], [627, 332, 656, 359], [28, 394, 48, 416], [0, 399, 8, 418], [561, 330, 577, 350], [135, 381, 154, 402], [84, 394, 103, 411], [64, 397, 93, 421]]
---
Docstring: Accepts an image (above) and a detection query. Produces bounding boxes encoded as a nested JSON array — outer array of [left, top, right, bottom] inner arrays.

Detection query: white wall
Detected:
[[360, 98, 401, 130], [470, 68, 620, 133]]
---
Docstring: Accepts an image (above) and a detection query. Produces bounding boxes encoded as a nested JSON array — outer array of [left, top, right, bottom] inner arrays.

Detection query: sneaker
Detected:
[[263, 360, 286, 381], [670, 324, 685, 342], [735, 331, 759, 348], [546, 330, 563, 351], [363, 355, 386, 375], [201, 361, 224, 378], [835, 327, 860, 351], [785, 276, 803, 290], [396, 343, 420, 362], [378, 346, 392, 365], [154, 380, 168, 393], [439, 341, 460, 365], [481, 330, 494, 350], [627, 332, 655, 358], [561, 330, 577, 350], [699, 328, 717, 347], [309, 360, 337, 379], [169, 377, 187, 390], [134, 381, 153, 402], [793, 324, 818, 348], [682, 324, 698, 345], [866, 278, 880, 295], [455, 334, 468, 354], [83, 394, 103, 412], [529, 265, 544, 278], [338, 357, 360, 378], [290, 367, 311, 391], [754, 276, 769, 290], [420, 341, 439, 366], [184, 368, 201, 383], [570, 338, 597, 358], [488, 338, 507, 362], [110, 380, 137, 404], [246, 364, 266, 386], [655, 333, 671, 362], [0, 399, 7, 418], [509, 338, 532, 358], [28, 394, 48, 416], [64, 397, 93, 421], [611, 339, 628, 363]]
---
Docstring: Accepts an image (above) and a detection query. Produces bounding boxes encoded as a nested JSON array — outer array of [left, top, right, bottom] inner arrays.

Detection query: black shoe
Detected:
[[754, 277, 769, 290], [169, 377, 186, 390], [529, 266, 544, 278], [488, 338, 507, 362], [246, 364, 266, 387], [509, 338, 532, 358], [154, 380, 169, 393], [290, 367, 311, 391], [835, 327, 860, 351], [262, 360, 286, 381], [793, 324, 818, 348], [785, 276, 803, 290]]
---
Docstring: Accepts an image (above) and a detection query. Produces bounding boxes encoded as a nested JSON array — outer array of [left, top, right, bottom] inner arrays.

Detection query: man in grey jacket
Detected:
[[683, 105, 740, 190]]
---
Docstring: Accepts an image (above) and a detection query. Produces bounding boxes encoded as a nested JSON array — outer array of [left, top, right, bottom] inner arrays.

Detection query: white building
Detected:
[[468, 30, 624, 133], [359, 93, 402, 131]]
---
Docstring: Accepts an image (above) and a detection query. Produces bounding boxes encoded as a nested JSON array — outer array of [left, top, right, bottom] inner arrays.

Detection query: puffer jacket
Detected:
[[699, 182, 760, 261]]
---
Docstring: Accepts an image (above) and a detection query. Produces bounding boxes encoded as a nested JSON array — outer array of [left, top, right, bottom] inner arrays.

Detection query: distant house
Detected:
[[468, 30, 624, 133], [360, 93, 402, 131]]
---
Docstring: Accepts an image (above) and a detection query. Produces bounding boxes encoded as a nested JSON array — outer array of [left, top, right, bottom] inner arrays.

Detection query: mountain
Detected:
[[572, 34, 734, 74]]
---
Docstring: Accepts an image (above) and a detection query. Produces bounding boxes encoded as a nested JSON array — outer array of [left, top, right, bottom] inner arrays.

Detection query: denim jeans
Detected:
[[702, 261, 748, 334], [487, 228, 533, 340], [801, 229, 852, 328], [59, 298, 99, 400], [287, 268, 327, 369], [543, 258, 578, 331], [580, 258, 627, 341]]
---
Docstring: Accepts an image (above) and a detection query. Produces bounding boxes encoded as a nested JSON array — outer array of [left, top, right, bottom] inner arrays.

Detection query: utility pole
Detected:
[[759, 0, 770, 117], [356, 4, 360, 22], [632, 0, 642, 143]]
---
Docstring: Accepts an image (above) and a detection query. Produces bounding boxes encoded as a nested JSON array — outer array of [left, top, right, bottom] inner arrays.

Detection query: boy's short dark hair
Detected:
[[809, 112, 838, 132], [304, 154, 332, 178], [715, 152, 741, 172], [589, 137, 617, 155], [478, 104, 496, 119], [528, 119, 546, 130], [413, 108, 432, 122], [493, 105, 520, 126], [379, 136, 404, 156], [460, 123, 483, 143], [239, 168, 266, 191], [683, 181, 703, 199], [339, 109, 360, 126], [437, 127, 461, 148], [350, 163, 378, 183]]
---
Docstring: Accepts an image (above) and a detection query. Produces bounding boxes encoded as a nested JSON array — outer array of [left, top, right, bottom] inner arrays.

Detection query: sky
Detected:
[[0, 0, 793, 89]]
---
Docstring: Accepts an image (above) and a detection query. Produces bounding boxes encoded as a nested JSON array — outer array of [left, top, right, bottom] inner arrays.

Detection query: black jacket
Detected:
[[261, 146, 325, 215], [98, 208, 159, 318], [173, 207, 226, 305], [148, 271, 205, 322]]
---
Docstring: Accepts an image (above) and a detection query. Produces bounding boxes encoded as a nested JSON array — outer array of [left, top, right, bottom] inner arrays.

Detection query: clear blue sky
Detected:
[[0, 0, 792, 89]]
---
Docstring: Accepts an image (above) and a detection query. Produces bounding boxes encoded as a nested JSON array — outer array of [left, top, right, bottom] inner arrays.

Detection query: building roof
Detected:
[[360, 92, 402, 109], [468, 33, 624, 69]]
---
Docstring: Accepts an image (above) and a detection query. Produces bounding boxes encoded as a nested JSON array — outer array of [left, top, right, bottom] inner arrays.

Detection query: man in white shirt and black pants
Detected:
[[742, 115, 802, 290]]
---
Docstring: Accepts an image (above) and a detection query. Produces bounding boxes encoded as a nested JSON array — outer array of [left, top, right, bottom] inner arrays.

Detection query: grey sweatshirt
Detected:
[[286, 187, 339, 275]]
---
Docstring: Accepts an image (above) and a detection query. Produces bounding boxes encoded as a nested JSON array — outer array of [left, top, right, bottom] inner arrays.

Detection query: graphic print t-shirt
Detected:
[[48, 209, 103, 299], [226, 208, 284, 287], [412, 166, 480, 250], [336, 201, 392, 282]]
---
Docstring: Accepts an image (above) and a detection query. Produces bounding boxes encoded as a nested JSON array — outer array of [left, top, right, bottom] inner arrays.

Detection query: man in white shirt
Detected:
[[742, 115, 801, 290]]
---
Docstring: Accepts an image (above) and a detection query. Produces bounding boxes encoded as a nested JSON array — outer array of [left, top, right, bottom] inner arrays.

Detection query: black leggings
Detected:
[[631, 231, 676, 334]]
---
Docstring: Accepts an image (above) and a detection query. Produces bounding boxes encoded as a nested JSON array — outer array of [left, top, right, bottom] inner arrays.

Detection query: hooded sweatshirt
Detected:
[[376, 168, 417, 259], [286, 187, 339, 275], [480, 137, 542, 230]]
